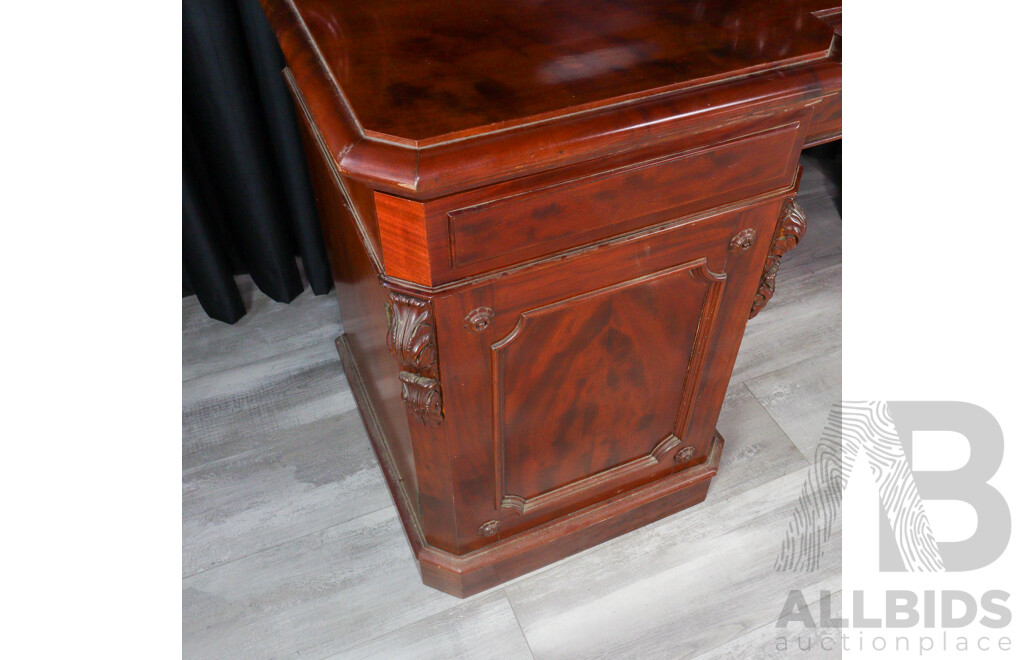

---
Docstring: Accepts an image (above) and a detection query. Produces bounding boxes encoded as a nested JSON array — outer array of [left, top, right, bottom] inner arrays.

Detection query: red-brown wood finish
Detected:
[[264, 0, 841, 597]]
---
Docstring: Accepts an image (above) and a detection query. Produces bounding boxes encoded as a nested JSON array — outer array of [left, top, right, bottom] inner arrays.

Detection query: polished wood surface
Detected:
[[262, 0, 840, 197], [292, 0, 837, 142], [262, 0, 842, 597]]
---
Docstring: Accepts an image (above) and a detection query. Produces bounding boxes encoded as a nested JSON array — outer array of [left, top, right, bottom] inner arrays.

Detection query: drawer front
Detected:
[[432, 195, 789, 551], [806, 91, 841, 145], [447, 122, 803, 272]]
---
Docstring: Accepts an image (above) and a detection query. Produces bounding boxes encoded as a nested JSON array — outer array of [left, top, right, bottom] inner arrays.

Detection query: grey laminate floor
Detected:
[[183, 148, 842, 659]]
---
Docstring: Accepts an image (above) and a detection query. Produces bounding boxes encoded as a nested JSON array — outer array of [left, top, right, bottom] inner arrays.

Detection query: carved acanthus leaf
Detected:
[[386, 293, 438, 378], [749, 198, 807, 319], [398, 371, 443, 425], [386, 292, 443, 423]]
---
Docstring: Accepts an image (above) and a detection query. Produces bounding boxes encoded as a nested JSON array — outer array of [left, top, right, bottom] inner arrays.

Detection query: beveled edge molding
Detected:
[[282, 68, 385, 275], [386, 292, 443, 424], [749, 197, 807, 319]]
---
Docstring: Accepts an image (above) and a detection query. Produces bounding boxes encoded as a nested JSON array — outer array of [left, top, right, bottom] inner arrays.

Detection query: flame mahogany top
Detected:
[[261, 0, 841, 197]]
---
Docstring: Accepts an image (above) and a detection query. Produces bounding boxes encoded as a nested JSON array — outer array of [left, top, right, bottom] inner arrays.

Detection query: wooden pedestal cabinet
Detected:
[[263, 0, 840, 597]]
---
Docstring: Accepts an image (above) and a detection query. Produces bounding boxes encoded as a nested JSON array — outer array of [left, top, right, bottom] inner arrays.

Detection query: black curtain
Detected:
[[183, 0, 331, 323]]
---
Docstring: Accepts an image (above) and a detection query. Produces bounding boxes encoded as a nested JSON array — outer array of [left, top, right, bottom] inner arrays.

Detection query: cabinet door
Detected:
[[433, 196, 786, 551]]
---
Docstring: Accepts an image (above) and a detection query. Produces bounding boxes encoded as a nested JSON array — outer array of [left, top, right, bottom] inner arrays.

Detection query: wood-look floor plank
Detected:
[[183, 341, 355, 471], [785, 175, 842, 275], [333, 591, 534, 660], [694, 590, 842, 659], [705, 381, 810, 501], [731, 262, 841, 385], [504, 469, 841, 660], [744, 351, 841, 463], [182, 507, 467, 660], [183, 285, 342, 382], [183, 408, 392, 577]]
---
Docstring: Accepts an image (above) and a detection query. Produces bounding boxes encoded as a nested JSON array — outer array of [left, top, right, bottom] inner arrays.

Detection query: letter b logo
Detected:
[[883, 402, 1010, 571]]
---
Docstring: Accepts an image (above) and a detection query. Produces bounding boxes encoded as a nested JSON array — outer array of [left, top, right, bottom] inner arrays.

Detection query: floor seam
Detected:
[[742, 381, 813, 468], [503, 587, 539, 660]]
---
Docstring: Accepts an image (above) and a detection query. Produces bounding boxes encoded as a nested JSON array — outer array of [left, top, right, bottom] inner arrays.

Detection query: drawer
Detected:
[[447, 121, 803, 271], [806, 91, 841, 145]]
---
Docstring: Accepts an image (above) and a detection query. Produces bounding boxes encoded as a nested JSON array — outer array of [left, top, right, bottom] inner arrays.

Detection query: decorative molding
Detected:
[[464, 307, 495, 333], [729, 228, 757, 254], [499, 433, 684, 514], [478, 520, 501, 537], [386, 292, 443, 424], [749, 198, 807, 319]]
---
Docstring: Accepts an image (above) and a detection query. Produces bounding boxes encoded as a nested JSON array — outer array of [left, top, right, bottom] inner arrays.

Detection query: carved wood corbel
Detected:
[[749, 197, 807, 318], [385, 292, 443, 424]]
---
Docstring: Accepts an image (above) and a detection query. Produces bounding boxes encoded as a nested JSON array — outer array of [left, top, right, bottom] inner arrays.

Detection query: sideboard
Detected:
[[261, 0, 841, 597]]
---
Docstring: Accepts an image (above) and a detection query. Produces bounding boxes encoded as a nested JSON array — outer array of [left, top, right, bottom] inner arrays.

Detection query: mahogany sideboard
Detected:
[[261, 0, 841, 597]]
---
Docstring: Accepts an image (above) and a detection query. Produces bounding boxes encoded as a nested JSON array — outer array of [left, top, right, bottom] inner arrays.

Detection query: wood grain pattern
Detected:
[[733, 263, 841, 385], [183, 408, 390, 577], [286, 0, 837, 143], [183, 507, 462, 659], [182, 342, 354, 471], [491, 261, 722, 513], [292, 81, 426, 506]]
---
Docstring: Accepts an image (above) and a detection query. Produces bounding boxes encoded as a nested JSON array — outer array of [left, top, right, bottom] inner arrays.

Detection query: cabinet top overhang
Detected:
[[263, 0, 841, 198]]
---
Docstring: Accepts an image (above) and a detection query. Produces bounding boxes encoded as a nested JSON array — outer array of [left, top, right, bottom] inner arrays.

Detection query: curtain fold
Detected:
[[183, 0, 332, 323]]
